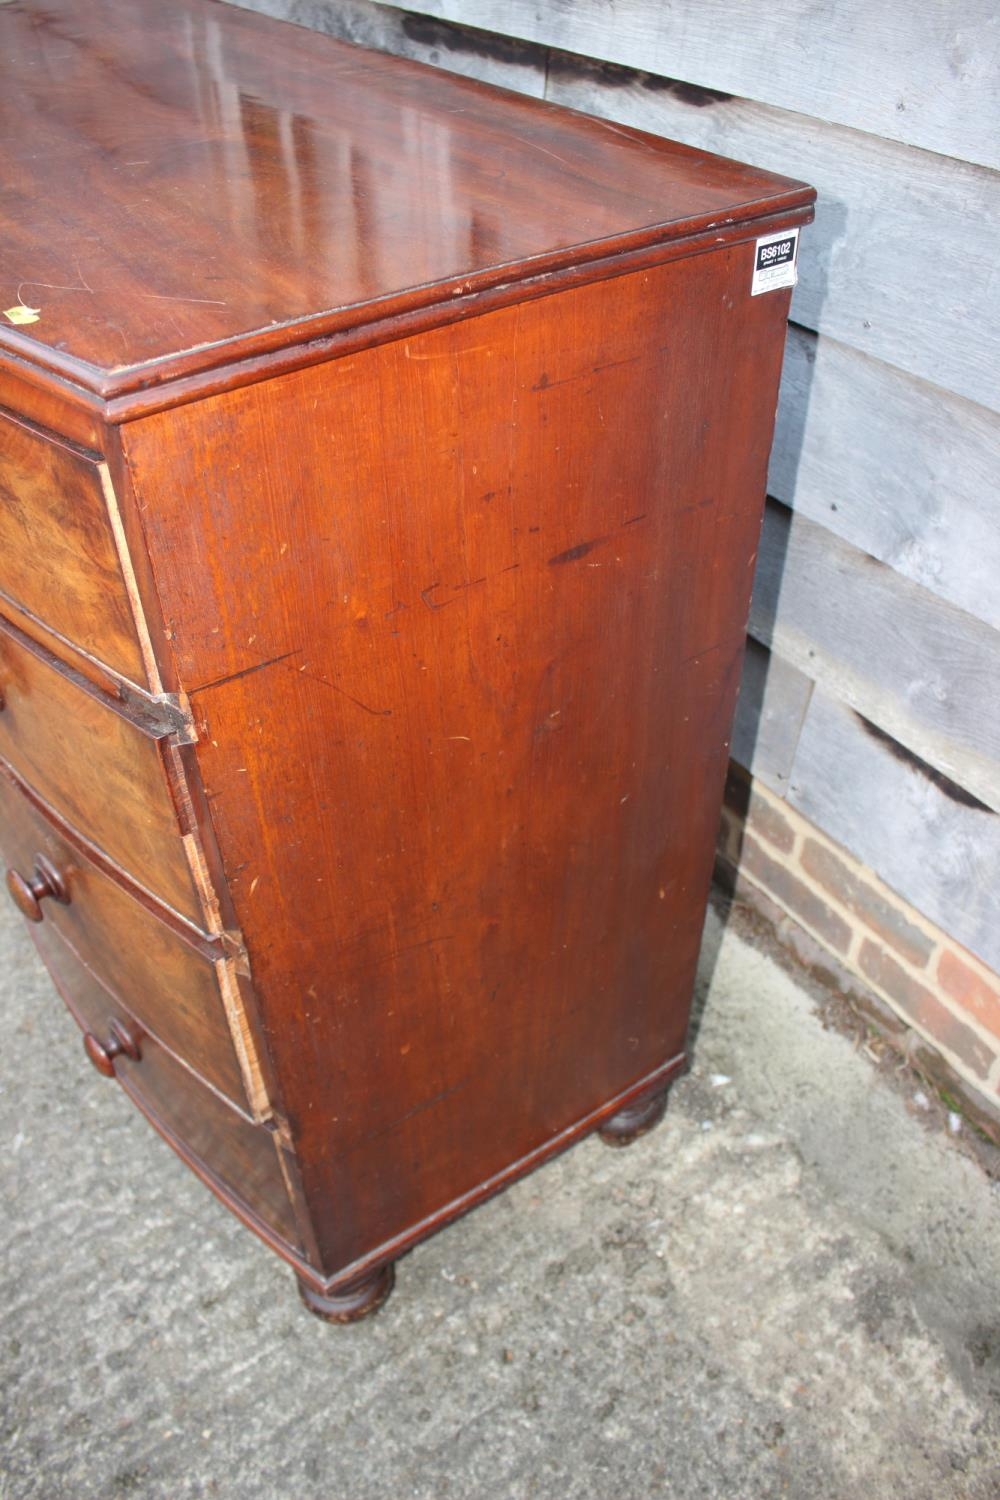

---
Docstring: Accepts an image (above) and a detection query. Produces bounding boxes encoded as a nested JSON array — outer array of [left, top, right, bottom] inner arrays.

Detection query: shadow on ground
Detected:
[[1, 894, 998, 1499]]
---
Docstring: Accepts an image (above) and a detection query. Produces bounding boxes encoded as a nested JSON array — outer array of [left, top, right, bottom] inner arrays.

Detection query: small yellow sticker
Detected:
[[3, 304, 41, 326]]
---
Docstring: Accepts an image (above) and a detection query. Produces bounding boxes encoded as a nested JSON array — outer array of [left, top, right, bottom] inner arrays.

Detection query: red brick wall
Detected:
[[718, 766, 1000, 1143]]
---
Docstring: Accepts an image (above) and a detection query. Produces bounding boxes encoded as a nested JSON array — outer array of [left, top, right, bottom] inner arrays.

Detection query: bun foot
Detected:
[[297, 1262, 395, 1323], [598, 1083, 670, 1147]]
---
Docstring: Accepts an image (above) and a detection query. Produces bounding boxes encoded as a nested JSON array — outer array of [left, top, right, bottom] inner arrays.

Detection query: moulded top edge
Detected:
[[0, 0, 815, 402]]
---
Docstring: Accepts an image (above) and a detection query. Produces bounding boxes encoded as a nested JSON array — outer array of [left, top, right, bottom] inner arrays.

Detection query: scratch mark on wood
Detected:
[[140, 291, 228, 306], [390, 1077, 471, 1129], [514, 136, 575, 171], [297, 666, 393, 717], [421, 582, 455, 610], [531, 370, 582, 392], [404, 342, 490, 360], [339, 1073, 473, 1158], [15, 264, 94, 302], [592, 354, 642, 374], [196, 649, 301, 695], [355, 934, 454, 974]]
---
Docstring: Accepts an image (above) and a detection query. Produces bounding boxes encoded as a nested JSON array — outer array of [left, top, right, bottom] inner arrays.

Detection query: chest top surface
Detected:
[[0, 0, 812, 402]]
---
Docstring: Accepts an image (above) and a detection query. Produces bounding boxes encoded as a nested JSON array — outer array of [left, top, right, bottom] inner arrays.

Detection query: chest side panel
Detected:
[[122, 247, 794, 1273]]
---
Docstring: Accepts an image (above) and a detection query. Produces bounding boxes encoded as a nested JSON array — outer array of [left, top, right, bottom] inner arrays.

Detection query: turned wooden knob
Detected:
[[5, 854, 70, 922], [83, 1020, 142, 1078]]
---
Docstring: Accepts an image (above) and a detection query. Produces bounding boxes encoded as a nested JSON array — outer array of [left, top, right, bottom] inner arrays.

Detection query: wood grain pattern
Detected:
[[0, 367, 104, 450], [0, 409, 149, 682], [788, 688, 1000, 976], [0, 0, 810, 398], [770, 329, 1000, 632], [749, 501, 1000, 814], [123, 248, 798, 1272], [0, 592, 133, 701], [42, 929, 301, 1250], [546, 53, 1000, 413], [374, 0, 1000, 169], [0, 763, 250, 1111], [0, 620, 203, 925]]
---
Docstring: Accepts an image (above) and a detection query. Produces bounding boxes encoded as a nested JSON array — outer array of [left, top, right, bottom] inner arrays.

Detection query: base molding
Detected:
[[294, 1050, 689, 1301]]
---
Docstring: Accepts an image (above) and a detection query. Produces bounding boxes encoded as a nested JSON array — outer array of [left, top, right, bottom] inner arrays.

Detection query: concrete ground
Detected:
[[1, 892, 998, 1500]]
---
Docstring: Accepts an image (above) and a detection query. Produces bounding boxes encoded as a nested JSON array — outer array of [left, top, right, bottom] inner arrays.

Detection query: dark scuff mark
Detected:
[[546, 50, 733, 107], [531, 370, 578, 392], [855, 713, 994, 814], [640, 75, 734, 106], [547, 54, 634, 91], [549, 538, 600, 566], [402, 14, 545, 71], [549, 512, 645, 565]]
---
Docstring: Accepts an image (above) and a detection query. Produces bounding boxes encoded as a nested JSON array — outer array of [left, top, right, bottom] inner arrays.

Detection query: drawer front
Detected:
[[0, 765, 249, 1111], [41, 931, 300, 1253], [0, 407, 150, 685], [0, 623, 201, 924]]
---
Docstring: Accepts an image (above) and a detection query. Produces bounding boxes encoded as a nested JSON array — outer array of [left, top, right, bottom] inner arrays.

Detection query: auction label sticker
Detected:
[[751, 227, 799, 296]]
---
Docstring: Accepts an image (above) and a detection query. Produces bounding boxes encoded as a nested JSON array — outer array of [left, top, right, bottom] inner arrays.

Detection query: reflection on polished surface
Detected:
[[0, 0, 809, 378]]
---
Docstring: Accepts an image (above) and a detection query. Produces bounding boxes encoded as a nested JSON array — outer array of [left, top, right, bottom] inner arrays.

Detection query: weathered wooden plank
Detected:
[[730, 638, 813, 794], [547, 56, 1000, 411], [771, 328, 1000, 631], [787, 688, 1000, 974], [226, 0, 547, 92], [749, 502, 1000, 814], [378, 0, 1000, 170]]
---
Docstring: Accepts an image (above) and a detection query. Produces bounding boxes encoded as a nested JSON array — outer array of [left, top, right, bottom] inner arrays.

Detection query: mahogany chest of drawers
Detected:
[[0, 0, 813, 1319]]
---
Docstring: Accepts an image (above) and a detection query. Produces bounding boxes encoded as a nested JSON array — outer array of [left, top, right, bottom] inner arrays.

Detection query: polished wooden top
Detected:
[[0, 0, 812, 398]]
